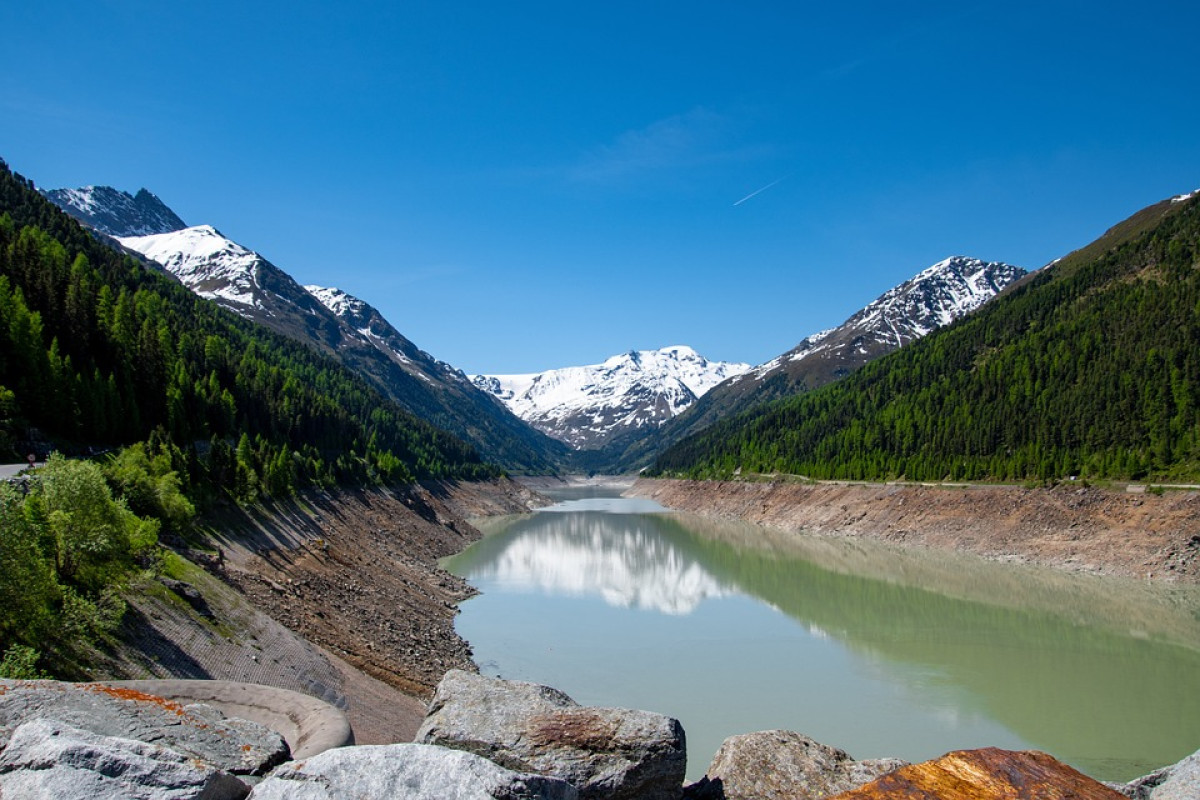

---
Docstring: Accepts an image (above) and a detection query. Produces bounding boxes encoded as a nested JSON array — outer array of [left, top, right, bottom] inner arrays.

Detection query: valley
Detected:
[[38, 183, 1029, 477], [7, 3, 1200, 794], [4, 158, 1200, 795]]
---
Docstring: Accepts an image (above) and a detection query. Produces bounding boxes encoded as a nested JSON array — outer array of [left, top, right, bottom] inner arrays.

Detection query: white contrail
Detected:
[[733, 176, 785, 207]]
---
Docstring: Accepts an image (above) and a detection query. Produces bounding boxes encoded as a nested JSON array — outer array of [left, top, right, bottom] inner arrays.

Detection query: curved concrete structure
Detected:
[[101, 679, 354, 759]]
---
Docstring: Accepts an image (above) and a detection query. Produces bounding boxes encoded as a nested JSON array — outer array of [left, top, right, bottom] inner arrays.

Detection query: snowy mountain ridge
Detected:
[[48, 184, 568, 472], [118, 225, 268, 310], [41, 185, 186, 237], [472, 346, 751, 449], [304, 283, 472, 383], [615, 254, 1031, 472], [739, 255, 1025, 384]]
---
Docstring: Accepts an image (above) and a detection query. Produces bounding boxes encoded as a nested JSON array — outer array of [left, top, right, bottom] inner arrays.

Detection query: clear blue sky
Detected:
[[3, 1, 1199, 374]]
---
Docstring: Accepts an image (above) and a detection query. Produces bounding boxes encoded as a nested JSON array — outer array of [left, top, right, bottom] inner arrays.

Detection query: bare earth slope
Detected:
[[99, 479, 542, 746], [629, 478, 1200, 582], [203, 480, 542, 696]]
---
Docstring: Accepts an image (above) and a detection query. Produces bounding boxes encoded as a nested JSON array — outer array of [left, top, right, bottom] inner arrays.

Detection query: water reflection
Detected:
[[463, 511, 734, 614], [447, 497, 1200, 782]]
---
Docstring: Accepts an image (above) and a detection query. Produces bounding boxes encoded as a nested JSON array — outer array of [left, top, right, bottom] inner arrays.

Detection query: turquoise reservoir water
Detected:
[[443, 487, 1200, 782]]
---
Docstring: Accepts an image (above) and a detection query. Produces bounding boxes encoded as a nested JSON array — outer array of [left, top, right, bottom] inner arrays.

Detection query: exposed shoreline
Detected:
[[113, 473, 1199, 753], [627, 477, 1200, 583], [104, 478, 545, 748]]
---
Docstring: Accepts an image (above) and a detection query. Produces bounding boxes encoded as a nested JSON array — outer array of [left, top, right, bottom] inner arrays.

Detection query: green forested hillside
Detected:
[[653, 193, 1200, 483], [0, 160, 497, 493]]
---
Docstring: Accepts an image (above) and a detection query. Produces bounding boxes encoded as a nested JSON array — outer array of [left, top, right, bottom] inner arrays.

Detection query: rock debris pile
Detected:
[[2, 674, 1197, 799]]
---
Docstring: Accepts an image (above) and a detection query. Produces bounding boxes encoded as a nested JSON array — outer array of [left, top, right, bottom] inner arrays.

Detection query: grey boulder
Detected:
[[417, 670, 686, 800], [686, 730, 906, 800], [248, 742, 578, 799], [0, 717, 249, 800], [1119, 747, 1200, 800], [0, 679, 288, 776]]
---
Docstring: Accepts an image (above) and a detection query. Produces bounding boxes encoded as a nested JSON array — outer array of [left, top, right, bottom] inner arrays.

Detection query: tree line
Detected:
[[0, 157, 504, 678], [652, 195, 1200, 483], [0, 159, 499, 497]]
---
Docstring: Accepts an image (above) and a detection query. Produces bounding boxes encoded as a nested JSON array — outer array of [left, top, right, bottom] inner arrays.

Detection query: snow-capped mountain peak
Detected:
[[41, 185, 187, 237], [118, 225, 265, 309], [850, 255, 1022, 343], [472, 346, 751, 449], [47, 183, 566, 470], [727, 255, 1025, 390]]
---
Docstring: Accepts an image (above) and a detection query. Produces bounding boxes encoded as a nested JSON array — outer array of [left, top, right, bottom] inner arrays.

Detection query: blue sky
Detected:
[[3, 1, 1199, 374]]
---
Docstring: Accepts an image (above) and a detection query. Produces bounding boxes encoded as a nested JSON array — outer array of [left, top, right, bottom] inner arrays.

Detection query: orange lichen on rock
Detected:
[[82, 683, 188, 716], [829, 748, 1126, 800]]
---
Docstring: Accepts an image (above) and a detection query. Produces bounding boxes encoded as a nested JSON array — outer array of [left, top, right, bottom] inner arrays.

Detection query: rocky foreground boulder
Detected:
[[685, 729, 908, 800], [251, 742, 578, 799], [1118, 748, 1200, 800], [0, 717, 249, 800], [3, 675, 1199, 800], [417, 670, 687, 800], [0, 679, 289, 776], [830, 747, 1126, 800]]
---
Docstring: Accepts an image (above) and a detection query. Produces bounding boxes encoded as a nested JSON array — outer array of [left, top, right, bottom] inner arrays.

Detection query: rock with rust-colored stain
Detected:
[[684, 730, 907, 800], [0, 679, 288, 776], [416, 670, 686, 800], [828, 747, 1126, 800]]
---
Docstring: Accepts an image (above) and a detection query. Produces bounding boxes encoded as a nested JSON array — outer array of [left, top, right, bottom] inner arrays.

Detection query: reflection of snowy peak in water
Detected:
[[474, 514, 734, 614]]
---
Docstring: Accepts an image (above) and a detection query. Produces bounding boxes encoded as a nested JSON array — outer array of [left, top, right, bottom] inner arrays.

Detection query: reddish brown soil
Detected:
[[630, 478, 1200, 582]]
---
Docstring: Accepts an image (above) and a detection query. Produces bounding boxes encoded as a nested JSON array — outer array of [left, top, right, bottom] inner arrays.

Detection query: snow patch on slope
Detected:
[[304, 285, 365, 319], [119, 225, 264, 308]]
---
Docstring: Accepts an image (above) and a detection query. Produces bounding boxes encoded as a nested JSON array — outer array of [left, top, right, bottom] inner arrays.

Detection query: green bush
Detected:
[[104, 442, 195, 535], [0, 644, 48, 679], [0, 453, 159, 675]]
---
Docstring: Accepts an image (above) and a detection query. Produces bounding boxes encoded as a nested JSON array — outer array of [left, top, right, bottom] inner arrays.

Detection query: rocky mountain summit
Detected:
[[746, 256, 1027, 387], [635, 256, 1026, 469], [472, 346, 750, 450], [40, 185, 187, 237]]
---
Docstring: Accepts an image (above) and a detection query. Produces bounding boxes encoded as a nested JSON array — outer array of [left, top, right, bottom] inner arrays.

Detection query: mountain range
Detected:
[[570, 256, 1026, 472], [21, 167, 1200, 485], [42, 185, 1027, 477], [1, 161, 494, 490], [653, 190, 1200, 482], [635, 256, 1027, 467], [472, 258, 1023, 470], [471, 346, 750, 449], [43, 186, 566, 473]]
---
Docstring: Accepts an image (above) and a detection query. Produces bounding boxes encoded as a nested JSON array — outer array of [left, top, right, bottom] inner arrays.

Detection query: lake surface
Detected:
[[444, 485, 1200, 782]]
